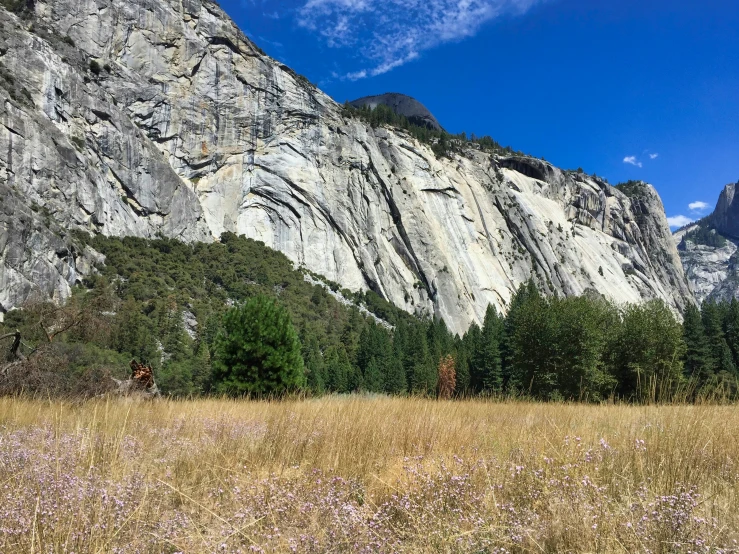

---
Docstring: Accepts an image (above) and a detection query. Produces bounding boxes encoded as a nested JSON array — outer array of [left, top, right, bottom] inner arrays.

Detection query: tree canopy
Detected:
[[212, 296, 305, 396]]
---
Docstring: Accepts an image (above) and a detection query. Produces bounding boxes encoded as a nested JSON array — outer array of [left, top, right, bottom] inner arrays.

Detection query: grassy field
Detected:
[[0, 397, 738, 553]]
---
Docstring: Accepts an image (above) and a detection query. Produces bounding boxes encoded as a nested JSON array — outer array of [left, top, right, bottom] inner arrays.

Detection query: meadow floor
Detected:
[[1, 397, 738, 553]]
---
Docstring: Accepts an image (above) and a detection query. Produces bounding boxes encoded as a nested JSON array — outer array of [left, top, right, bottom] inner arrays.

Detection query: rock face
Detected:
[[349, 93, 443, 131], [0, 0, 694, 334], [711, 183, 739, 238], [675, 182, 739, 304]]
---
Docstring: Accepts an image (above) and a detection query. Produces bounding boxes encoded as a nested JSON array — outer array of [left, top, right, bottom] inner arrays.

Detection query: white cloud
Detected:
[[649, 153, 659, 159], [345, 69, 368, 81], [297, 0, 547, 79], [689, 201, 710, 213], [666, 215, 694, 228], [623, 156, 642, 168]]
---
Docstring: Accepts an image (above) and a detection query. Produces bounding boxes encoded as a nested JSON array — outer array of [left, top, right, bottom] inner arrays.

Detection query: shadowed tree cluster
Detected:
[[341, 102, 521, 159], [2, 233, 739, 402]]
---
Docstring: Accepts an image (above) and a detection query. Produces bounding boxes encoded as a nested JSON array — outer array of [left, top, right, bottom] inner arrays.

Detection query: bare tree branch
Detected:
[[0, 330, 24, 362]]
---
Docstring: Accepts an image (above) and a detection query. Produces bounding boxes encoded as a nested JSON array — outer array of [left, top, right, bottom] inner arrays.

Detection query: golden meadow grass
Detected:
[[1, 397, 738, 553]]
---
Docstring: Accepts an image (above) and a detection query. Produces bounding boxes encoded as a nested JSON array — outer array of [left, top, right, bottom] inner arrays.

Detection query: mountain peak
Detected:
[[348, 93, 442, 131]]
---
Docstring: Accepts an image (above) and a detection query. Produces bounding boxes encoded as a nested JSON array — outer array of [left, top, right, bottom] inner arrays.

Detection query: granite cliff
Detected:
[[0, 0, 694, 332], [675, 182, 739, 304]]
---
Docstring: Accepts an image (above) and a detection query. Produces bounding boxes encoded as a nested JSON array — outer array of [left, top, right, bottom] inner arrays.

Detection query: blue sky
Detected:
[[232, 0, 739, 228]]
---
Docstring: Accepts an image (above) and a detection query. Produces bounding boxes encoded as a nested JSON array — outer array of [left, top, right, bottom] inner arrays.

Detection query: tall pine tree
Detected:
[[471, 305, 504, 393], [683, 304, 709, 380]]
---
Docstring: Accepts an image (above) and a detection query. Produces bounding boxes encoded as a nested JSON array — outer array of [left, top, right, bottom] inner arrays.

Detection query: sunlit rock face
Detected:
[[0, 0, 694, 333], [676, 182, 739, 304]]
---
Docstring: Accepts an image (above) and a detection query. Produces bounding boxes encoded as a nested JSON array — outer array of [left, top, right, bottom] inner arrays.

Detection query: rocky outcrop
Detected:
[[711, 182, 739, 238], [675, 182, 739, 304], [0, 182, 102, 320], [0, 0, 694, 334], [349, 93, 442, 130], [677, 235, 739, 303]]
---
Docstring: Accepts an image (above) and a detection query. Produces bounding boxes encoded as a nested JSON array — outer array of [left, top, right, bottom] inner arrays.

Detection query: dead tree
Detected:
[[1, 331, 23, 361], [112, 360, 161, 399], [437, 354, 456, 400], [0, 330, 27, 378]]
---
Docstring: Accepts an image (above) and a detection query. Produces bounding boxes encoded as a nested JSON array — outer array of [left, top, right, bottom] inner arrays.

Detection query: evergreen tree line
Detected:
[[340, 283, 739, 402], [3, 233, 739, 402]]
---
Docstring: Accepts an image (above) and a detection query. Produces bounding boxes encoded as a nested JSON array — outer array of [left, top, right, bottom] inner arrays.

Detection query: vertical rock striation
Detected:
[[0, 0, 694, 333], [676, 182, 739, 304]]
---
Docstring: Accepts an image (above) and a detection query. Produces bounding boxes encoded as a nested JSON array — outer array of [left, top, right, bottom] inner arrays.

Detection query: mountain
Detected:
[[675, 181, 739, 303], [349, 93, 443, 131], [0, 0, 694, 333]]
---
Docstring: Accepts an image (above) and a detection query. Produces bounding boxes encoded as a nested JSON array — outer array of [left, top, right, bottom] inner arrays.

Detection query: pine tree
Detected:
[[474, 305, 504, 393], [505, 281, 547, 395], [724, 299, 739, 370], [683, 304, 709, 380], [503, 279, 541, 389], [212, 295, 305, 396], [347, 361, 364, 392], [406, 322, 436, 394], [454, 335, 471, 395], [303, 334, 327, 394], [462, 323, 482, 393], [156, 300, 195, 395], [427, 318, 453, 366], [112, 296, 158, 364], [549, 296, 618, 401], [356, 324, 376, 373], [384, 357, 407, 395], [702, 301, 727, 378], [363, 358, 384, 392], [356, 322, 392, 392], [718, 341, 737, 377], [325, 345, 350, 393], [191, 339, 213, 394]]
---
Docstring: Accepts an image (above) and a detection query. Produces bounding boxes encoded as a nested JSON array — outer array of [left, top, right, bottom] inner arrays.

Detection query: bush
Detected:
[[0, 342, 122, 398], [212, 296, 305, 396], [615, 180, 649, 198]]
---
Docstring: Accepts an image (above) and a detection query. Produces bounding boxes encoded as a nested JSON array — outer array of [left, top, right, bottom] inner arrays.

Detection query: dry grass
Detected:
[[1, 396, 738, 552]]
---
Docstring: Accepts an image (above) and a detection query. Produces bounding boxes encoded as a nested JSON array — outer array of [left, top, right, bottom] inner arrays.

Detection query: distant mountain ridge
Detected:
[[349, 93, 443, 131]]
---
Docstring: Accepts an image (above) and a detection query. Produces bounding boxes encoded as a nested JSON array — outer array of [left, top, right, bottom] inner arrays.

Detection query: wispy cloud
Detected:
[[624, 151, 660, 168], [297, 0, 547, 79], [689, 201, 710, 213], [666, 215, 694, 229]]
